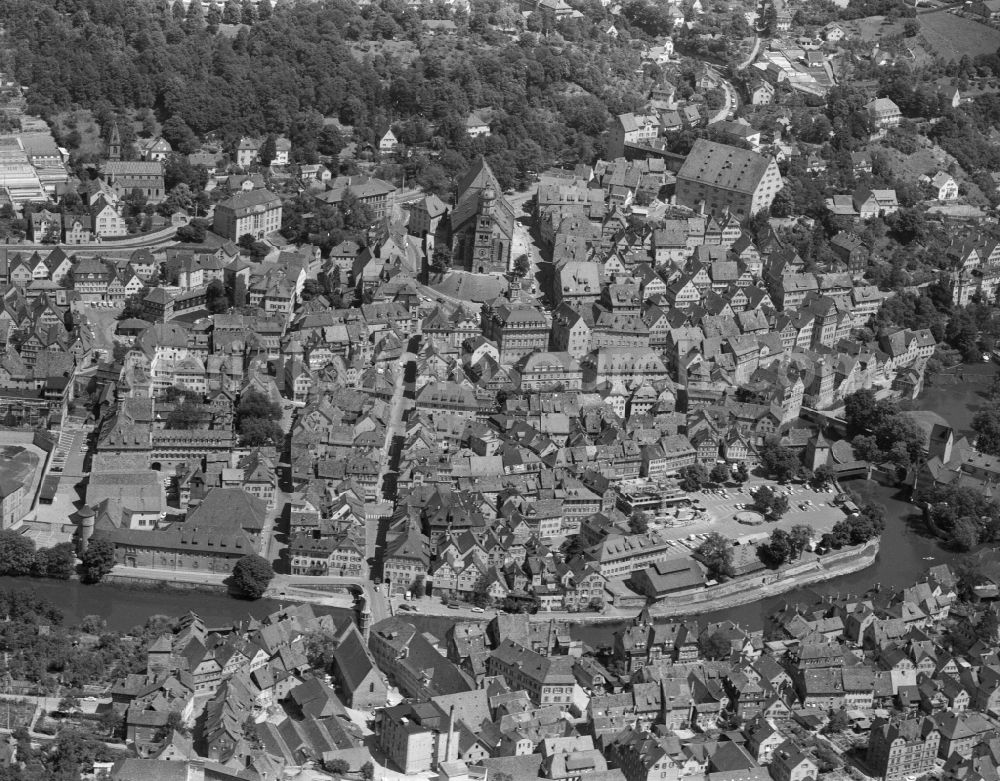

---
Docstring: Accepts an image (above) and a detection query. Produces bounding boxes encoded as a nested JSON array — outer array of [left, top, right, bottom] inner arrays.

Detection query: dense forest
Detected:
[[0, 0, 654, 187]]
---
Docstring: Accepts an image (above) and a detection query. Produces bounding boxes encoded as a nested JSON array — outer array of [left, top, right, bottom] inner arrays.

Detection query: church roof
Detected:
[[451, 157, 516, 239]]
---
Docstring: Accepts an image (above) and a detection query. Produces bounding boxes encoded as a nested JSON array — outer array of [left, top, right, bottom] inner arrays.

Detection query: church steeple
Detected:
[[479, 185, 496, 217], [108, 122, 122, 161]]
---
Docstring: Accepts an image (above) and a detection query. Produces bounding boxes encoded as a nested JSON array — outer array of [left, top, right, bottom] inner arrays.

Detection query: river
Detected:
[[569, 478, 962, 646], [8, 368, 989, 638], [0, 577, 353, 633], [572, 365, 1000, 645], [20, 476, 955, 638]]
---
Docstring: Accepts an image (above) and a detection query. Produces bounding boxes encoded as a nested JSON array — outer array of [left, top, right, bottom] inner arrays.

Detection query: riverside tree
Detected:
[[695, 533, 734, 579], [81, 538, 117, 583], [232, 555, 275, 599]]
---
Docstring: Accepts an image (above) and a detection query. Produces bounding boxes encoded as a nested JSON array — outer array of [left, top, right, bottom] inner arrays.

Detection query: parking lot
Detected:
[[649, 480, 849, 552]]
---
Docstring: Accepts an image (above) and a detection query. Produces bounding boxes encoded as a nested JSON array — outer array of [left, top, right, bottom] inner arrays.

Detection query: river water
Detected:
[[569, 478, 963, 645], [7, 369, 990, 637], [573, 365, 1000, 644], [0, 577, 352, 633], [8, 475, 954, 637], [0, 483, 962, 637]]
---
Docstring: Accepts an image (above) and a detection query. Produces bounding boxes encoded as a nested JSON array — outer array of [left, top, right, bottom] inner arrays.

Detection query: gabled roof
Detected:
[[451, 157, 516, 238], [187, 487, 267, 532]]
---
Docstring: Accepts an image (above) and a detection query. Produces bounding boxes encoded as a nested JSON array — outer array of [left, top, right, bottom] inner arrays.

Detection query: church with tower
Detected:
[[440, 157, 516, 274], [101, 122, 166, 203]]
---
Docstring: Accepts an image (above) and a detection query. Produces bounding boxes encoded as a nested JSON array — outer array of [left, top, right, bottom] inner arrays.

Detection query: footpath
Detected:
[[645, 540, 879, 620]]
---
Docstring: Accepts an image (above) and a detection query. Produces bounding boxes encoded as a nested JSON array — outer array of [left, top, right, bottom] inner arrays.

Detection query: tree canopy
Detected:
[[842, 390, 924, 467], [679, 462, 709, 492], [694, 532, 734, 580], [1, 0, 645, 188], [758, 438, 801, 482], [751, 486, 790, 520], [821, 502, 886, 549], [81, 538, 117, 584], [236, 390, 284, 447], [917, 482, 1000, 551], [231, 554, 275, 599]]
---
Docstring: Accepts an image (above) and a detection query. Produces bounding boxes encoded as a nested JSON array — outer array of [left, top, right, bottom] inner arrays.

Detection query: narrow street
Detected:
[[736, 35, 761, 71], [706, 65, 740, 124], [377, 349, 417, 503]]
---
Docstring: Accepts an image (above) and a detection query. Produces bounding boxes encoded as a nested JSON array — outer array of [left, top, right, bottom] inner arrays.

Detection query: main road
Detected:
[[4, 225, 181, 252]]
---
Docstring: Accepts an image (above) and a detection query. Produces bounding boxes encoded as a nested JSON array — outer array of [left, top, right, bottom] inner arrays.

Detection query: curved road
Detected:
[[3, 225, 181, 253], [706, 64, 741, 124], [737, 35, 761, 71]]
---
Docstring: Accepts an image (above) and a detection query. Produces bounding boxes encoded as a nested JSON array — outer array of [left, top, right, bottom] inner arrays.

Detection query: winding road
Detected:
[[737, 35, 761, 71], [4, 224, 181, 253], [705, 64, 741, 124]]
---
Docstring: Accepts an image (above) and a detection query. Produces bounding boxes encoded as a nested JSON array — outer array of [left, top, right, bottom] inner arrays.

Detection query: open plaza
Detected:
[[641, 479, 849, 555]]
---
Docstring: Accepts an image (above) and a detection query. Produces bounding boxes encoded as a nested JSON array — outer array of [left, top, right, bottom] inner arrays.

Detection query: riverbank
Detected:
[[92, 538, 878, 628], [0, 575, 353, 631], [648, 539, 879, 618], [103, 573, 230, 593], [522, 540, 881, 625]]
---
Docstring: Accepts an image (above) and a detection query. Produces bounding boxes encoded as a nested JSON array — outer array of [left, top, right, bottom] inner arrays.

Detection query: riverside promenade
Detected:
[[94, 540, 878, 627]]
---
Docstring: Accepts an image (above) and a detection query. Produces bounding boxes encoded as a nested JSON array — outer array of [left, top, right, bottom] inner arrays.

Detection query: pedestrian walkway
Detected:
[[107, 566, 229, 586]]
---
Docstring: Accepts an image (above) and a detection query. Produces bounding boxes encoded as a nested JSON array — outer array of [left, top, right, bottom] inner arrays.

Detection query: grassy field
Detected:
[[845, 15, 905, 42], [877, 140, 990, 206], [877, 142, 952, 181], [919, 11, 1000, 59]]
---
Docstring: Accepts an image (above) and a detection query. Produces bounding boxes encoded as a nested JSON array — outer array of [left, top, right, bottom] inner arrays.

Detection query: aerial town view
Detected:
[[3, 0, 1000, 779]]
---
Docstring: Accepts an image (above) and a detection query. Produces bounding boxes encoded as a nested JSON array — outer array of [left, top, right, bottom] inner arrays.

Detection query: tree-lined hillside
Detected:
[[0, 0, 650, 186]]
